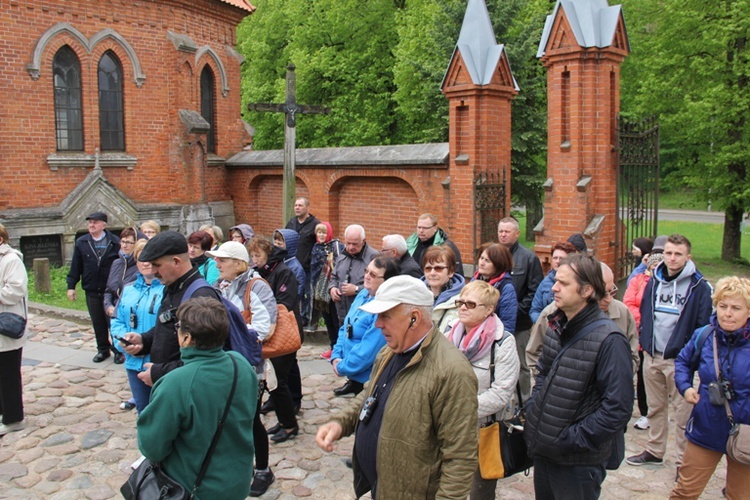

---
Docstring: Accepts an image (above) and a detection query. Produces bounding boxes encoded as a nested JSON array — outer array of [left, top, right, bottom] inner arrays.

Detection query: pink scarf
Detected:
[[448, 314, 498, 363]]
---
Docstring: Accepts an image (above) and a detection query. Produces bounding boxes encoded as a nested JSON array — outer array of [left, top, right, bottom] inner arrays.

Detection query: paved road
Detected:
[[0, 309, 728, 499], [658, 209, 725, 224]]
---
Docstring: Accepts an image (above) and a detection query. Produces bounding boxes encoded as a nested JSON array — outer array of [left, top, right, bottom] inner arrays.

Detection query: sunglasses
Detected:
[[455, 299, 487, 310], [424, 265, 447, 273]]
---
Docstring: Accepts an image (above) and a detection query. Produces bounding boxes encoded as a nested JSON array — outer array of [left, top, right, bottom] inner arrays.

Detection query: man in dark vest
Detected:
[[525, 254, 633, 499]]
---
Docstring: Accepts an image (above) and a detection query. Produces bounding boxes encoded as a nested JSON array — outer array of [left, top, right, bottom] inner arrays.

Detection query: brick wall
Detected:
[[0, 0, 249, 211]]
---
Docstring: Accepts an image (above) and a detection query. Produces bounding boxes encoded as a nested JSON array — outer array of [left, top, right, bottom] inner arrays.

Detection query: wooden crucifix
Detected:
[[247, 63, 330, 224]]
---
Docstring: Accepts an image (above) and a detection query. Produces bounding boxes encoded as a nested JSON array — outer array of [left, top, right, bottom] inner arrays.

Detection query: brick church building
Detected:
[[0, 0, 254, 265]]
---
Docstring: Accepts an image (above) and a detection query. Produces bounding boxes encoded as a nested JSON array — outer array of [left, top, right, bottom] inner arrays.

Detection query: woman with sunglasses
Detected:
[[421, 245, 465, 333], [446, 280, 520, 499], [330, 255, 400, 397], [472, 242, 518, 334]]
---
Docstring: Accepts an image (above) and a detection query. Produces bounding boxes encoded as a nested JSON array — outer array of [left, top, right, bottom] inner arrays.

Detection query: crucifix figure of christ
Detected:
[[247, 63, 330, 224]]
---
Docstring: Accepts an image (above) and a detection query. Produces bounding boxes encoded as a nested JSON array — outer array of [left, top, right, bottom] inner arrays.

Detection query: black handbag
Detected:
[[121, 356, 239, 499], [0, 298, 27, 339]]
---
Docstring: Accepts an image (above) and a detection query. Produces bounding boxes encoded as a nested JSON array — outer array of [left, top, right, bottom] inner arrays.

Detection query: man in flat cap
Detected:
[[120, 231, 218, 386], [316, 275, 478, 499], [67, 211, 122, 363]]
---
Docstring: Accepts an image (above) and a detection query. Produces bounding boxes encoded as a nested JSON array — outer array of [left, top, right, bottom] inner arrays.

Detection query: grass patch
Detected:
[[28, 265, 88, 312], [658, 190, 707, 211]]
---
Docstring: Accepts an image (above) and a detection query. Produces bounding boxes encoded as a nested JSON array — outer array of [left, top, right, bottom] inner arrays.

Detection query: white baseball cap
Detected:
[[206, 241, 249, 263], [358, 275, 433, 314]]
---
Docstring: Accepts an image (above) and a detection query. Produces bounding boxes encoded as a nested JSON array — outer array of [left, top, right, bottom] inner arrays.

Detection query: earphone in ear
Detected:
[[409, 317, 416, 327]]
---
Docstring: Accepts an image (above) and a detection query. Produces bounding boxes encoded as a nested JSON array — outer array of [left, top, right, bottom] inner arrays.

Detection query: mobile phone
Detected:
[[114, 335, 133, 346]]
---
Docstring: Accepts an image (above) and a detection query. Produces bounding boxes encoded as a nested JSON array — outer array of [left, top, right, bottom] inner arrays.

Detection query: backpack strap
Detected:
[[182, 277, 215, 303], [689, 324, 713, 370]]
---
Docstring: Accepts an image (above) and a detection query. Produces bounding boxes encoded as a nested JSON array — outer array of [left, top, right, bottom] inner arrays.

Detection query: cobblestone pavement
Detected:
[[0, 310, 728, 499]]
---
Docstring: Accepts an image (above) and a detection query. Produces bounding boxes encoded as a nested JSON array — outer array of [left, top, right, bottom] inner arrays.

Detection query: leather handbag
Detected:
[[712, 333, 750, 465], [478, 335, 533, 479], [243, 277, 301, 359], [0, 297, 27, 339], [121, 357, 239, 499]]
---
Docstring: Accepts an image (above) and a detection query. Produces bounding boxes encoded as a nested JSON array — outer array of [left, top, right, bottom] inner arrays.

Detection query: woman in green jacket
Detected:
[[137, 297, 258, 499]]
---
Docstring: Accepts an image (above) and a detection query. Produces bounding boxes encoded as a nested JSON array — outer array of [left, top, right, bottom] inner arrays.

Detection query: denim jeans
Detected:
[[126, 369, 152, 414]]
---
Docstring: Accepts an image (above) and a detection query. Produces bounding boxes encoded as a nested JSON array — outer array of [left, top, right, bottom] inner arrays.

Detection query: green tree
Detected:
[[621, 0, 750, 261]]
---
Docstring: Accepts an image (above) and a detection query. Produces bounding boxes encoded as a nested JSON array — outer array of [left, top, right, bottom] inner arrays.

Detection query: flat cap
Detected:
[[86, 211, 108, 223], [138, 231, 188, 262]]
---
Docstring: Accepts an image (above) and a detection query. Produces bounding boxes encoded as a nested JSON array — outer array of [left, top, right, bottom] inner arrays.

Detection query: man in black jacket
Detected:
[[66, 212, 121, 363], [498, 216, 543, 400], [286, 197, 319, 325], [381, 234, 422, 278], [525, 254, 633, 499], [121, 231, 218, 386]]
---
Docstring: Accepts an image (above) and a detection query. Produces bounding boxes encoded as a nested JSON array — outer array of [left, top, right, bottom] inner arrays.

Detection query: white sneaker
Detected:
[[634, 416, 650, 430], [131, 455, 147, 470], [0, 420, 25, 436]]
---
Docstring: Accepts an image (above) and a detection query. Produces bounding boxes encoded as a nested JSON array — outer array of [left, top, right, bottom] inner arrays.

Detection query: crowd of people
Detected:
[[0, 202, 748, 500]]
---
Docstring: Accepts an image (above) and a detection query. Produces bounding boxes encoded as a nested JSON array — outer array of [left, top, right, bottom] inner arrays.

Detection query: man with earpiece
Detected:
[[316, 275, 478, 499]]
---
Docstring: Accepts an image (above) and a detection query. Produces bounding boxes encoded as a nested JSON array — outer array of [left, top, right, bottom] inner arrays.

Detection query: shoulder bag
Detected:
[[0, 253, 27, 339], [713, 333, 750, 465], [243, 277, 301, 359], [121, 356, 239, 499], [478, 332, 533, 479]]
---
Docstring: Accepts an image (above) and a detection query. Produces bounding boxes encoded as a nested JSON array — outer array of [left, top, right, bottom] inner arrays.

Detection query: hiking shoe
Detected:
[[634, 416, 650, 430], [626, 450, 663, 466], [250, 469, 275, 497]]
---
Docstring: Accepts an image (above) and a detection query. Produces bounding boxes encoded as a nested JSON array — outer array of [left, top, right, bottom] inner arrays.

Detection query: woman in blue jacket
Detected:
[[330, 255, 400, 397], [471, 243, 517, 334], [673, 276, 750, 498], [111, 240, 164, 413], [529, 241, 577, 324]]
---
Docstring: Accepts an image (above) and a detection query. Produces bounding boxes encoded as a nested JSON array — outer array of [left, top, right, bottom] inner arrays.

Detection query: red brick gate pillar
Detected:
[[534, 0, 629, 271], [441, 0, 517, 266]]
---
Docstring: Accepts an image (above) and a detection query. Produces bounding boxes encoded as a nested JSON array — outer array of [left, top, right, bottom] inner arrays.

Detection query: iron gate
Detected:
[[615, 116, 660, 282], [474, 169, 507, 249]]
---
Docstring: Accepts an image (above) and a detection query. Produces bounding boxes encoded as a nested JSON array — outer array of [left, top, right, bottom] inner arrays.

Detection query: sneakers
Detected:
[[634, 416, 650, 430], [249, 468, 275, 497], [0, 420, 25, 436], [626, 450, 663, 466], [120, 401, 136, 411], [320, 349, 332, 360]]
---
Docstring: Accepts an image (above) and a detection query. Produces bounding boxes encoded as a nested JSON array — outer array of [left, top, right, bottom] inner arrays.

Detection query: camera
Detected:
[[359, 395, 378, 424], [708, 379, 735, 406], [158, 308, 176, 325]]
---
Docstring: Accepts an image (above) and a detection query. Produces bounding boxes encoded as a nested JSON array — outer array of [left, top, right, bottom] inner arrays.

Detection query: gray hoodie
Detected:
[[651, 259, 697, 352]]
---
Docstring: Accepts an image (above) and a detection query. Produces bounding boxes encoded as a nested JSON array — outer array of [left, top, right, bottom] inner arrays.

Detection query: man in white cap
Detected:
[[316, 275, 478, 499]]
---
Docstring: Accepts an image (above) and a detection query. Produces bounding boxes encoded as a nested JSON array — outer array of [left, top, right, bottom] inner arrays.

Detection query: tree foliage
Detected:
[[621, 0, 750, 260], [237, 0, 550, 235]]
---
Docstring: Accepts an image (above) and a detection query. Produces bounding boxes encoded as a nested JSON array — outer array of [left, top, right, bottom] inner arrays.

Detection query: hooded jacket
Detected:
[[274, 229, 306, 298], [639, 260, 713, 359], [104, 251, 138, 311], [0, 244, 27, 352], [229, 224, 255, 243], [256, 246, 302, 333], [110, 273, 164, 372], [423, 273, 465, 334], [675, 316, 750, 453], [310, 222, 344, 286], [286, 213, 320, 269]]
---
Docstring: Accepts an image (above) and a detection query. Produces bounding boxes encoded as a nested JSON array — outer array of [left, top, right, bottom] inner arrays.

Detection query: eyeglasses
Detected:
[[424, 265, 447, 273], [121, 240, 135, 246], [365, 269, 385, 279], [605, 286, 618, 298], [455, 299, 487, 310], [417, 224, 436, 231]]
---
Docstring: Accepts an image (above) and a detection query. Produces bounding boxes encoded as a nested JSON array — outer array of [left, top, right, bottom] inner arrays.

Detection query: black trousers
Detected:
[[85, 292, 112, 353], [533, 459, 606, 500], [0, 348, 24, 425], [323, 301, 340, 349], [269, 352, 298, 429], [637, 350, 649, 416], [253, 382, 269, 469]]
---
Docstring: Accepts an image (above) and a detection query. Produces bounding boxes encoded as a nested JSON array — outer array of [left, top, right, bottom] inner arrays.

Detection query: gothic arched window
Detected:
[[53, 46, 83, 151], [98, 50, 125, 151], [200, 66, 216, 153]]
